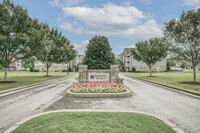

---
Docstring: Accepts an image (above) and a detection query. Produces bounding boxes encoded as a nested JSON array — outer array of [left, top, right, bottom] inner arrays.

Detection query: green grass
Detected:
[[12, 112, 176, 133], [0, 71, 70, 91], [125, 71, 200, 93]]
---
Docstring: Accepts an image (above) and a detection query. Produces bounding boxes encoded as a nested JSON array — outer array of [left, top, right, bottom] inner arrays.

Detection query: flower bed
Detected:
[[71, 82, 127, 93]]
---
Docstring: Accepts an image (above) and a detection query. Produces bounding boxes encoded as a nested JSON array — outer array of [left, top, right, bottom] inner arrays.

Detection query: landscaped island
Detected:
[[71, 82, 127, 93], [12, 112, 176, 133]]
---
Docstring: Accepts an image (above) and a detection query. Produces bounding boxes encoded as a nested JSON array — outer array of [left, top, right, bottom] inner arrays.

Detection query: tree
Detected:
[[0, 0, 32, 81], [22, 58, 35, 71], [66, 47, 76, 75], [167, 58, 175, 72], [131, 38, 170, 76], [166, 58, 175, 72], [83, 35, 115, 69], [115, 59, 124, 70], [34, 26, 76, 76], [164, 9, 200, 82]]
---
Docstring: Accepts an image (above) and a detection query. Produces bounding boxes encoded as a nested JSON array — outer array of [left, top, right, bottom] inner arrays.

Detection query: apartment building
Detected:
[[69, 54, 84, 71], [10, 60, 22, 70], [120, 48, 166, 72], [34, 54, 84, 72]]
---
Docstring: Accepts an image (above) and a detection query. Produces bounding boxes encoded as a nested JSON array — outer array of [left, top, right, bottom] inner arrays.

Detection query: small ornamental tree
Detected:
[[132, 38, 170, 76], [0, 0, 32, 81], [34, 26, 76, 77], [66, 47, 76, 75], [164, 9, 200, 82], [166, 58, 175, 72], [115, 59, 124, 70], [83, 36, 115, 69]]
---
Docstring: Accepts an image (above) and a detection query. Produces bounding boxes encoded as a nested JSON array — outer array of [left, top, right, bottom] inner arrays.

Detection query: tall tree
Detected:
[[35, 26, 76, 76], [115, 58, 124, 70], [164, 9, 200, 82], [166, 58, 176, 72], [66, 47, 76, 75], [0, 0, 31, 81], [132, 38, 170, 76], [22, 57, 35, 71], [83, 35, 115, 69]]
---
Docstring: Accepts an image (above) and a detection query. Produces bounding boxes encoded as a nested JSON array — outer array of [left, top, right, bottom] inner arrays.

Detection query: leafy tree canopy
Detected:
[[132, 38, 170, 76], [0, 0, 35, 81], [164, 9, 200, 82], [83, 35, 115, 69], [34, 25, 76, 76]]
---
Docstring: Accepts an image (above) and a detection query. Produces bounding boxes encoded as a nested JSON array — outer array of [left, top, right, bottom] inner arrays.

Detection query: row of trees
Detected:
[[0, 0, 76, 81], [132, 9, 200, 82]]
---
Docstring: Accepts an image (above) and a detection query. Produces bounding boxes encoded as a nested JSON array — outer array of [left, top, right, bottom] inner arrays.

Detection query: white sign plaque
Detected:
[[88, 72, 109, 82]]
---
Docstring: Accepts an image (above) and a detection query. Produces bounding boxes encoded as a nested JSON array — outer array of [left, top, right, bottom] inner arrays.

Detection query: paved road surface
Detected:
[[47, 74, 200, 133], [0, 74, 77, 133], [1, 73, 200, 133]]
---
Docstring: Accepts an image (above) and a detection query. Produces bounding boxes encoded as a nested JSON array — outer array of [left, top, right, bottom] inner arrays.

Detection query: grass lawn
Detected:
[[0, 71, 70, 91], [125, 71, 200, 93], [12, 112, 176, 133]]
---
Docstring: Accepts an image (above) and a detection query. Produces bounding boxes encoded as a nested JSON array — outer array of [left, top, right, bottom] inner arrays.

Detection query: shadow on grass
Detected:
[[0, 81, 17, 84], [179, 81, 200, 85]]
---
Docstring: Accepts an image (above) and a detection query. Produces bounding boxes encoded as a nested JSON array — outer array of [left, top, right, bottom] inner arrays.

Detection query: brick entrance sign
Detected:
[[79, 65, 119, 83]]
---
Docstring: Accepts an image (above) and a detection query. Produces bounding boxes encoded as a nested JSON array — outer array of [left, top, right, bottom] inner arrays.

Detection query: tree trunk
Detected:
[[46, 67, 49, 77], [192, 64, 196, 82], [4, 68, 7, 82], [149, 66, 152, 77]]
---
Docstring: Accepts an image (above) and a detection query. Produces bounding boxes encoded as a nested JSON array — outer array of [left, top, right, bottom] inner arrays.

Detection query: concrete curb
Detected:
[[0, 75, 73, 98], [66, 88, 132, 98], [4, 109, 184, 133], [126, 75, 200, 99]]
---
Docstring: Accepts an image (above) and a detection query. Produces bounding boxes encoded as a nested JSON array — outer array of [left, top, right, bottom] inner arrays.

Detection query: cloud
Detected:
[[129, 45, 135, 48], [183, 0, 200, 9], [60, 3, 163, 41], [48, 0, 84, 7], [48, 0, 61, 7], [73, 40, 89, 54]]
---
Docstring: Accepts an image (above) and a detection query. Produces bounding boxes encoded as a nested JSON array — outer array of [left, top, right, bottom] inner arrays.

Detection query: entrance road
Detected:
[[0, 74, 77, 132], [47, 74, 200, 133]]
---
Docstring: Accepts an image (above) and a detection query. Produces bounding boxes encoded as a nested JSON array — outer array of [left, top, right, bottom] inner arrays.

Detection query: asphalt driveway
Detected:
[[1, 73, 200, 133], [47, 74, 200, 133]]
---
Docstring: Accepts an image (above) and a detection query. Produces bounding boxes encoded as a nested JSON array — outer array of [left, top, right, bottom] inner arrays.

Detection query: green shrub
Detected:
[[62, 70, 67, 72], [68, 67, 73, 72], [132, 67, 136, 72], [29, 67, 34, 72], [116, 77, 124, 84], [32, 69, 39, 72]]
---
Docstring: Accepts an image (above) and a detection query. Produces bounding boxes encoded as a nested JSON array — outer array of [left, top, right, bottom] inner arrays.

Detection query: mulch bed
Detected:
[[179, 81, 200, 85], [147, 76, 156, 78], [0, 81, 16, 84], [44, 76, 52, 77]]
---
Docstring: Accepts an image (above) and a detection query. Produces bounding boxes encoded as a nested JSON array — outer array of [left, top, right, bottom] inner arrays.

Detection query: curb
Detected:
[[66, 88, 132, 98], [126, 75, 200, 98], [0, 75, 74, 98], [4, 109, 184, 133]]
